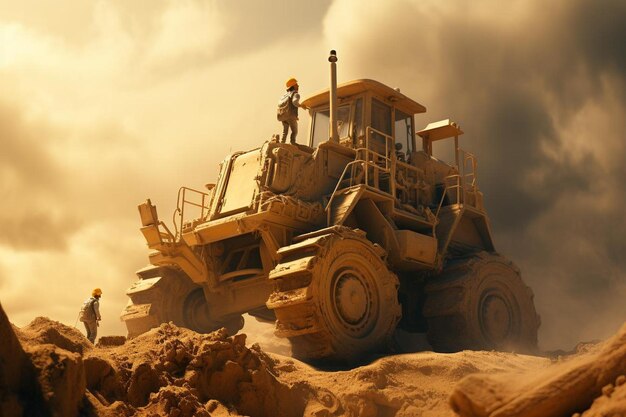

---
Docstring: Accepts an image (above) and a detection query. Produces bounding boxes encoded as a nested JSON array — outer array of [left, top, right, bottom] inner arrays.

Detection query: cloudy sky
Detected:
[[1, 0, 624, 351]]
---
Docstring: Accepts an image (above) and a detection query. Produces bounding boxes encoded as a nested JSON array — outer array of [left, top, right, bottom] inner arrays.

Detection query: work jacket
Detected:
[[80, 297, 101, 322]]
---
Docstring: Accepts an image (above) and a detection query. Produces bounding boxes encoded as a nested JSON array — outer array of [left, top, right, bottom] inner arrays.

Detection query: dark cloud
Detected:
[[566, 0, 626, 81], [0, 100, 82, 251], [443, 0, 626, 348], [329, 0, 626, 348], [426, 1, 625, 234]]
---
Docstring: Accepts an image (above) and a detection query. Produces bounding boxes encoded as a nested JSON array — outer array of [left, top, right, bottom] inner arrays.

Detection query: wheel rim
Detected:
[[334, 271, 369, 325], [327, 263, 378, 338], [479, 289, 514, 345]]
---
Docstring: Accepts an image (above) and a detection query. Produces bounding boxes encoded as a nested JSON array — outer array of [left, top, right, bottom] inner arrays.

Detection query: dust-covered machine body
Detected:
[[122, 52, 540, 362]]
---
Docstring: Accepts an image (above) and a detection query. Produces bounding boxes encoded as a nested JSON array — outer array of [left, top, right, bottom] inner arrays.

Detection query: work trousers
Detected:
[[281, 119, 298, 144], [84, 320, 98, 344]]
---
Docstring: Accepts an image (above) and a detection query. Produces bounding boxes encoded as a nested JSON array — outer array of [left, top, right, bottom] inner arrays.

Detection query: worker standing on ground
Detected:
[[277, 77, 305, 144], [79, 288, 102, 344]]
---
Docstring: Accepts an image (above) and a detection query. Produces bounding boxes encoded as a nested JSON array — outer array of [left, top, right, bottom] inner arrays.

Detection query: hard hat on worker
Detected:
[[286, 77, 298, 89], [92, 288, 103, 297]]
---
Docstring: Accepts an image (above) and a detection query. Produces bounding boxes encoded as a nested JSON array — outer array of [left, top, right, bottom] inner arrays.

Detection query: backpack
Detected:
[[277, 92, 295, 122], [79, 298, 96, 322]]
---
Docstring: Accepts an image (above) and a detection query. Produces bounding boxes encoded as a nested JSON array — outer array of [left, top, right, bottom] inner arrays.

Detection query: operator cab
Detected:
[[302, 79, 479, 216], [302, 79, 426, 158]]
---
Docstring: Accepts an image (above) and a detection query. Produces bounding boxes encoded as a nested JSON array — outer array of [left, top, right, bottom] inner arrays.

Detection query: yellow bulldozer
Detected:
[[121, 51, 540, 362]]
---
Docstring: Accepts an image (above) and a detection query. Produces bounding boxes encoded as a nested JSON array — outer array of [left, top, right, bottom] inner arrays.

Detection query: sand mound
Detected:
[[451, 323, 626, 417], [18, 316, 93, 354], [2, 299, 625, 417], [274, 349, 549, 417]]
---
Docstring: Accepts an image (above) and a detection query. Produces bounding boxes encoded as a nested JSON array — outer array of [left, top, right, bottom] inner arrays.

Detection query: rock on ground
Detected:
[[450, 323, 626, 417]]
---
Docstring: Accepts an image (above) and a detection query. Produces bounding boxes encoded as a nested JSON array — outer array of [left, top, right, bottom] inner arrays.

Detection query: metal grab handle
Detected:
[[174, 186, 210, 240]]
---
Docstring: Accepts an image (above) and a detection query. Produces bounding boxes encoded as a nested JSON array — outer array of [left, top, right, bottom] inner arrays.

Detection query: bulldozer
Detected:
[[121, 51, 540, 362]]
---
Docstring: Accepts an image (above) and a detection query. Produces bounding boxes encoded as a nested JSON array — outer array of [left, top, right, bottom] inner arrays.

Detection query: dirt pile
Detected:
[[86, 325, 308, 417], [2, 298, 625, 417], [17, 316, 93, 355], [451, 323, 626, 417], [1, 306, 85, 417], [1, 301, 308, 417], [27, 344, 86, 417]]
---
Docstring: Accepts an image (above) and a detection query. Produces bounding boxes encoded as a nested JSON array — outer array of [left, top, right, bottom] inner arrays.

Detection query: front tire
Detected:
[[267, 230, 401, 362]]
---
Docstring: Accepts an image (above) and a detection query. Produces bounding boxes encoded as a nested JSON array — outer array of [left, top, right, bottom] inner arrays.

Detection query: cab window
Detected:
[[311, 105, 351, 148], [371, 99, 391, 136], [336, 106, 350, 138], [311, 110, 329, 147], [370, 99, 392, 154], [394, 110, 413, 154], [352, 98, 364, 142]]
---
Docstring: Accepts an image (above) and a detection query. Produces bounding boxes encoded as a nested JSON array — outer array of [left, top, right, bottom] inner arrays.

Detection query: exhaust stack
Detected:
[[329, 50, 339, 143]]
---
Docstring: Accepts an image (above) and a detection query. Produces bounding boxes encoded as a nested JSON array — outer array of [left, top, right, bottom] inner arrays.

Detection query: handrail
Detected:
[[324, 127, 394, 226], [364, 126, 393, 169], [433, 174, 461, 235], [325, 160, 366, 225], [433, 149, 480, 234], [462, 151, 478, 196], [173, 186, 211, 240], [158, 221, 177, 244], [325, 160, 363, 209], [435, 175, 461, 217]]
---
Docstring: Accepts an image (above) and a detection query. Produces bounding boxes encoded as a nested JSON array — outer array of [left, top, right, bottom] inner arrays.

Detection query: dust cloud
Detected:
[[323, 0, 626, 350]]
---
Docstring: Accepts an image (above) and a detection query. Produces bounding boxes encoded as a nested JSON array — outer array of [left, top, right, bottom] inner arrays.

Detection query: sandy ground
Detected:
[[1, 302, 625, 417], [274, 350, 549, 417]]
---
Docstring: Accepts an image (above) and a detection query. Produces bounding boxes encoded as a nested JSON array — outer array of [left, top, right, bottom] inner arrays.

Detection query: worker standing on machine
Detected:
[[277, 77, 304, 144]]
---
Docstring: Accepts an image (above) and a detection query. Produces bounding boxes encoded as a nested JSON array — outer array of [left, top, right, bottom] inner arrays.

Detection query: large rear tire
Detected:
[[423, 252, 540, 353], [267, 229, 401, 362], [121, 266, 243, 338]]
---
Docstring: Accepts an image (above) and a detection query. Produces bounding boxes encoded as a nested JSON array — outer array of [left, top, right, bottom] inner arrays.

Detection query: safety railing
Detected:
[[325, 127, 395, 225], [361, 127, 393, 167], [432, 174, 461, 236], [435, 175, 461, 216], [351, 127, 394, 190], [325, 160, 365, 224], [157, 221, 178, 245], [432, 149, 480, 234], [461, 150, 478, 198], [173, 186, 211, 240]]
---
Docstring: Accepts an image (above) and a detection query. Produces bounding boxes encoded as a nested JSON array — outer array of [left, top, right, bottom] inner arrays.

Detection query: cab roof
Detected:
[[301, 79, 427, 115]]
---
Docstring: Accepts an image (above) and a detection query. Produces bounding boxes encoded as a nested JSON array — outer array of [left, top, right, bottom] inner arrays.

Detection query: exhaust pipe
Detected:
[[329, 50, 339, 143]]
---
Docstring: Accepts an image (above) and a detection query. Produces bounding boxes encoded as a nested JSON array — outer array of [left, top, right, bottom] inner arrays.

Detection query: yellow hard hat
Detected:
[[92, 288, 103, 297], [286, 77, 298, 88]]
